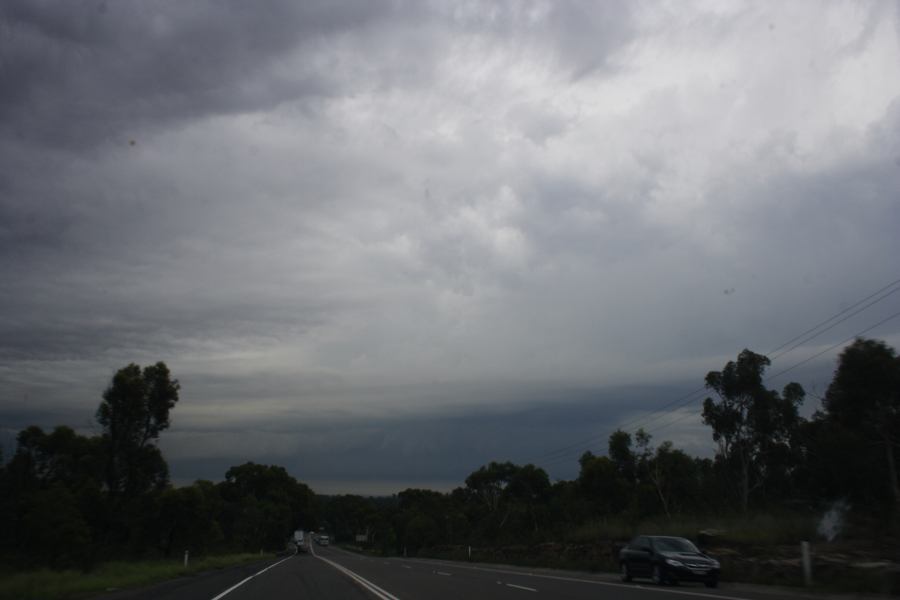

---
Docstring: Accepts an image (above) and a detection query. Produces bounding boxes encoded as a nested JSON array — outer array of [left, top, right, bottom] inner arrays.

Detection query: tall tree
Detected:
[[6, 426, 102, 490], [646, 441, 699, 518], [219, 462, 316, 551], [702, 349, 804, 513], [823, 338, 900, 509], [462, 461, 550, 541], [504, 464, 551, 534], [464, 461, 518, 516], [2, 426, 103, 568], [577, 452, 630, 515], [157, 483, 224, 556], [396, 489, 447, 552], [96, 362, 179, 497], [608, 429, 636, 482]]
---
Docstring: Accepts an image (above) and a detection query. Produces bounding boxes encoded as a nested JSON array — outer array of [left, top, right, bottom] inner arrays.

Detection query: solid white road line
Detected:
[[315, 555, 401, 600], [310, 543, 401, 600], [210, 556, 294, 600]]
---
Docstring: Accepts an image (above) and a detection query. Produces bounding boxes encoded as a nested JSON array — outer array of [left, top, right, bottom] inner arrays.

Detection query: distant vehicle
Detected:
[[317, 535, 330, 546], [619, 535, 720, 588], [293, 529, 307, 553]]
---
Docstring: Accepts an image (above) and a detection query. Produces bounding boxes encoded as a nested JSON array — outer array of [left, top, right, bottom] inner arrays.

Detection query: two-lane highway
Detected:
[[105, 545, 806, 600], [309, 545, 793, 600]]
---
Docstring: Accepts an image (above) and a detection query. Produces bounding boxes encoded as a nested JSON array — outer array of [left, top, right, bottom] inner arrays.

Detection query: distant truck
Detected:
[[317, 535, 330, 546], [293, 530, 307, 553]]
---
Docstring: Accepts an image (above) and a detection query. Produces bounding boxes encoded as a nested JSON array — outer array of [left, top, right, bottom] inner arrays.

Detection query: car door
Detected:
[[629, 536, 652, 576]]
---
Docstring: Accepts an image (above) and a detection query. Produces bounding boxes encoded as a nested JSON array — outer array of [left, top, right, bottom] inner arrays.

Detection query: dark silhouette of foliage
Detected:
[[821, 338, 900, 510], [96, 362, 179, 498], [219, 462, 316, 552], [3, 341, 898, 571], [702, 349, 805, 512], [608, 429, 636, 481], [578, 452, 629, 515]]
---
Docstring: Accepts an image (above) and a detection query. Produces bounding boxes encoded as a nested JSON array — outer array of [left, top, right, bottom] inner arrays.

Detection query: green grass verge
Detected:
[[565, 512, 817, 546], [0, 554, 272, 600]]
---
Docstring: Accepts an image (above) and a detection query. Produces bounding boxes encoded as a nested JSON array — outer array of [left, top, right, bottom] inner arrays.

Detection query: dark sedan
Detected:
[[619, 535, 720, 588]]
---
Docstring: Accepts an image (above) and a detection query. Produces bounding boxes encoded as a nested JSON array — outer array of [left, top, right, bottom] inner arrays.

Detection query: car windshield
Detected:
[[654, 538, 698, 553]]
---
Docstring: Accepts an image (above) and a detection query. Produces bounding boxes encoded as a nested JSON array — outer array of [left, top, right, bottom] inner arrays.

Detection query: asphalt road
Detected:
[[101, 545, 818, 600]]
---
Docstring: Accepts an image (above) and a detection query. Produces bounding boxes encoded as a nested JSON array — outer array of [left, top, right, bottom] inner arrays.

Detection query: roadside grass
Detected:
[[0, 553, 271, 600], [565, 512, 818, 546]]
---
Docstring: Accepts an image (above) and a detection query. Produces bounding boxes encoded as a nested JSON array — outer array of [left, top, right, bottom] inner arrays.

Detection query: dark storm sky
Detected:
[[2, 0, 899, 493]]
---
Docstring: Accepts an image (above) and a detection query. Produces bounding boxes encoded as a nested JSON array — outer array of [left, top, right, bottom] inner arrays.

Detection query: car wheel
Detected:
[[705, 579, 718, 588], [651, 565, 665, 585], [620, 563, 632, 582]]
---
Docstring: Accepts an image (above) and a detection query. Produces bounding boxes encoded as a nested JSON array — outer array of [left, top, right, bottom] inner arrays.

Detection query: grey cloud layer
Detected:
[[0, 0, 387, 147], [0, 1, 632, 149], [2, 1, 899, 491]]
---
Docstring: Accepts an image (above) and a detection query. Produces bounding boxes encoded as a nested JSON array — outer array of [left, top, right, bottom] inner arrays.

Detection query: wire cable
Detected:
[[642, 307, 900, 437], [766, 277, 900, 356], [769, 285, 900, 361], [620, 280, 900, 435], [518, 276, 900, 468]]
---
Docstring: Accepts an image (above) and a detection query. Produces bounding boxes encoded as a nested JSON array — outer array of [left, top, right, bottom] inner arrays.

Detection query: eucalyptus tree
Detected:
[[823, 338, 900, 510], [702, 349, 804, 513]]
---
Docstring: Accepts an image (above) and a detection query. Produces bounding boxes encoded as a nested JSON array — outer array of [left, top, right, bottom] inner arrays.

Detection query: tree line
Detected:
[[322, 338, 900, 554], [1, 338, 898, 570], [0, 363, 317, 569]]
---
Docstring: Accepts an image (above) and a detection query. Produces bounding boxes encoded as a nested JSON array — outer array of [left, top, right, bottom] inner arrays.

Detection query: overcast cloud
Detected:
[[2, 0, 899, 493]]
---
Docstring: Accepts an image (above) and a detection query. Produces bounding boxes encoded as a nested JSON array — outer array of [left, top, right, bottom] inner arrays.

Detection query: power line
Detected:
[[521, 384, 707, 466], [643, 406, 704, 436], [615, 386, 706, 433], [524, 433, 609, 464], [767, 308, 900, 382], [520, 276, 900, 470], [619, 390, 705, 435], [620, 279, 900, 436], [533, 450, 585, 471], [766, 277, 900, 356], [642, 307, 900, 437], [769, 285, 900, 361]]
